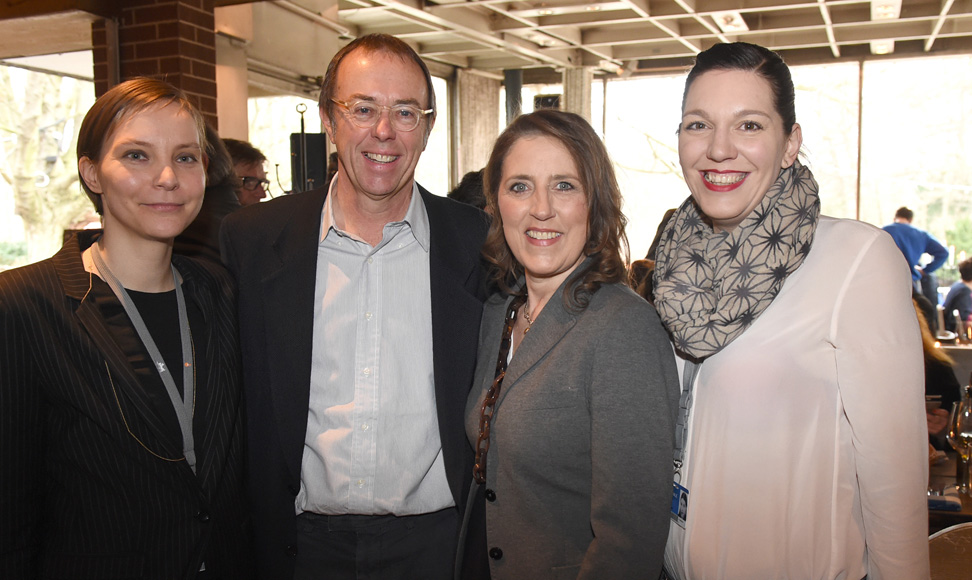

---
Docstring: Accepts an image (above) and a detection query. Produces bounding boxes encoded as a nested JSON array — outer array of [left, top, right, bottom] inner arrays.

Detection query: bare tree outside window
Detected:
[[0, 66, 96, 268]]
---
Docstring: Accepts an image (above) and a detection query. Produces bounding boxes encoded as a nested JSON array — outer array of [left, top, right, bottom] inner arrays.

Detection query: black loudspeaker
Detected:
[[534, 94, 561, 110], [290, 133, 328, 193]]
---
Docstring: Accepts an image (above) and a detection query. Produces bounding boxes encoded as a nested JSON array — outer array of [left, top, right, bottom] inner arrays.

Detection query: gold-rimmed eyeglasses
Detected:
[[331, 99, 433, 132]]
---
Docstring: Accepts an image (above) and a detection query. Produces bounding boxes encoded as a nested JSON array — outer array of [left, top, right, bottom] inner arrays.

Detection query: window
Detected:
[[0, 65, 95, 269], [598, 55, 972, 273], [415, 76, 450, 195], [859, 55, 972, 285]]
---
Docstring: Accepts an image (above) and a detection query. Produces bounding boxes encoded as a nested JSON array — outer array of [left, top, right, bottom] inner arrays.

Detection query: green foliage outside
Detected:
[[938, 218, 972, 286], [0, 240, 27, 267]]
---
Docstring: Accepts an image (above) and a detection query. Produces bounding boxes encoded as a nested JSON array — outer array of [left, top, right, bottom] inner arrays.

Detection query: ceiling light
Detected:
[[871, 0, 901, 20], [508, 2, 628, 18], [598, 59, 623, 75], [711, 11, 749, 33], [870, 39, 894, 54]]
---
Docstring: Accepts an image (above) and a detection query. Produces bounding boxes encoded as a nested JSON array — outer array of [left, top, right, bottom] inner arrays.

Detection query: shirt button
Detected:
[[363, 367, 371, 376], [365, 312, 373, 320], [357, 479, 365, 487], [361, 423, 370, 431], [489, 547, 503, 560], [367, 257, 374, 264], [484, 489, 496, 502]]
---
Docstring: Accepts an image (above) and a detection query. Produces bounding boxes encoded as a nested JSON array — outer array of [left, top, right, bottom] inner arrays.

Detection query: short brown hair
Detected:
[[318, 33, 436, 138], [959, 257, 972, 282], [77, 77, 206, 214], [222, 138, 267, 167], [895, 206, 914, 221], [204, 123, 236, 191], [482, 109, 629, 311]]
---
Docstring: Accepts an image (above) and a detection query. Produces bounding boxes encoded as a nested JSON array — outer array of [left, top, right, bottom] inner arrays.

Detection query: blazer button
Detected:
[[288, 485, 299, 496], [488, 547, 503, 560], [286, 545, 298, 558], [484, 489, 496, 502], [195, 510, 210, 523]]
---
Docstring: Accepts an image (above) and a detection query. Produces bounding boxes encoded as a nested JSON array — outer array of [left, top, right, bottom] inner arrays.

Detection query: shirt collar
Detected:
[[320, 177, 430, 253]]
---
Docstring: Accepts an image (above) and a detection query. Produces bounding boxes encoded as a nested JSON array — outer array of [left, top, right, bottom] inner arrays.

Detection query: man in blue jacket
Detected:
[[882, 206, 949, 293]]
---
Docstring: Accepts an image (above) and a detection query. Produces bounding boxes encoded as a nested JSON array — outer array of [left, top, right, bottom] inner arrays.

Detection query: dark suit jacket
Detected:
[[219, 185, 489, 580], [174, 182, 242, 265], [0, 232, 252, 580]]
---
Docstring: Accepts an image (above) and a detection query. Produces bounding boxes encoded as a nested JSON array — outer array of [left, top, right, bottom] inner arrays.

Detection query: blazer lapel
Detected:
[[56, 234, 187, 466], [175, 257, 223, 489], [426, 190, 487, 397], [422, 187, 488, 504], [262, 190, 327, 481], [494, 265, 593, 410], [498, 293, 576, 408]]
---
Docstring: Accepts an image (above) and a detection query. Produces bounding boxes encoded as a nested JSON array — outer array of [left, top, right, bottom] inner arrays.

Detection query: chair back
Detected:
[[930, 521, 972, 579]]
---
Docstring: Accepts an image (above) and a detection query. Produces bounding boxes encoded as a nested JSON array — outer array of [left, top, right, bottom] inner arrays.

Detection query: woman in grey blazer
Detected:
[[458, 110, 680, 580]]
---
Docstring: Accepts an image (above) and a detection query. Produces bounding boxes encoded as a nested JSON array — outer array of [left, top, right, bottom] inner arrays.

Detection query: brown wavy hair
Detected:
[[914, 299, 954, 366], [482, 109, 629, 311]]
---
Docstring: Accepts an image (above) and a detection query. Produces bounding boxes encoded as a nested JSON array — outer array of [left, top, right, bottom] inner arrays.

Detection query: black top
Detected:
[[926, 355, 963, 449], [92, 277, 207, 404]]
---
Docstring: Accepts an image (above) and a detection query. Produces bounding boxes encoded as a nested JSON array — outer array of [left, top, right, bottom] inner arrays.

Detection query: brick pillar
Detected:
[[92, 0, 218, 128]]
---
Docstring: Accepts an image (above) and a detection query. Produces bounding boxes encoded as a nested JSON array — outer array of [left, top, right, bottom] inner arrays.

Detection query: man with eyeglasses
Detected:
[[220, 34, 489, 580], [223, 138, 270, 206]]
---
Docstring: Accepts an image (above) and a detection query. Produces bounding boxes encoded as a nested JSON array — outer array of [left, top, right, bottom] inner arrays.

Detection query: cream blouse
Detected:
[[664, 216, 930, 580]]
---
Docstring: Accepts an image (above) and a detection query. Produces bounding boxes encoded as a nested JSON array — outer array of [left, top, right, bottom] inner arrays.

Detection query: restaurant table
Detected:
[[929, 451, 972, 534], [943, 345, 972, 387]]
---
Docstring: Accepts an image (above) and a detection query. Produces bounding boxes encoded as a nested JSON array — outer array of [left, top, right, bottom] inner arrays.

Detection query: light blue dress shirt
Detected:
[[296, 182, 452, 516]]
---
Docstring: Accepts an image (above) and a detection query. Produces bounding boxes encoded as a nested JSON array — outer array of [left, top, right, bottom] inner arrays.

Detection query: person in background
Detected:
[[943, 257, 972, 334], [629, 208, 677, 303], [628, 257, 655, 302], [912, 290, 940, 336], [0, 78, 251, 579], [915, 300, 962, 447], [882, 206, 949, 294], [224, 137, 270, 206], [174, 123, 242, 263], [654, 42, 928, 579], [457, 109, 679, 579], [220, 33, 489, 580], [920, 267, 941, 319], [447, 169, 486, 210]]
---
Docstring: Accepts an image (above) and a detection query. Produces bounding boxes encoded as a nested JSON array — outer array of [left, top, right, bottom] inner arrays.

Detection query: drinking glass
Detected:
[[947, 400, 972, 491]]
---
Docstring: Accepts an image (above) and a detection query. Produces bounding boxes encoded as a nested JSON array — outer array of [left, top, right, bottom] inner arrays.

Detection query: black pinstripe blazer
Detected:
[[0, 232, 253, 580]]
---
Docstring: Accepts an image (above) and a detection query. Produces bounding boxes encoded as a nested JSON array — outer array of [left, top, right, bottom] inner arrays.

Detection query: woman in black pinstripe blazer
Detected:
[[0, 79, 252, 579]]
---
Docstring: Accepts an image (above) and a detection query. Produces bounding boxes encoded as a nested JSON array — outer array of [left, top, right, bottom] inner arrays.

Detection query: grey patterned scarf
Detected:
[[652, 162, 821, 359]]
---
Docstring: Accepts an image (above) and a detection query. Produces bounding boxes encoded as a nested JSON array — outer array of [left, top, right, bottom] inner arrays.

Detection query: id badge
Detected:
[[671, 481, 688, 528]]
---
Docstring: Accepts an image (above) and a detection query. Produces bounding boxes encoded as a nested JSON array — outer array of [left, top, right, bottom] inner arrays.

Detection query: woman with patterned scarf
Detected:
[[654, 43, 929, 579]]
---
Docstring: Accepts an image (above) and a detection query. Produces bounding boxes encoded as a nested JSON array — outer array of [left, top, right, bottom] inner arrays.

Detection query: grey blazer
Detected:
[[460, 278, 680, 580]]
